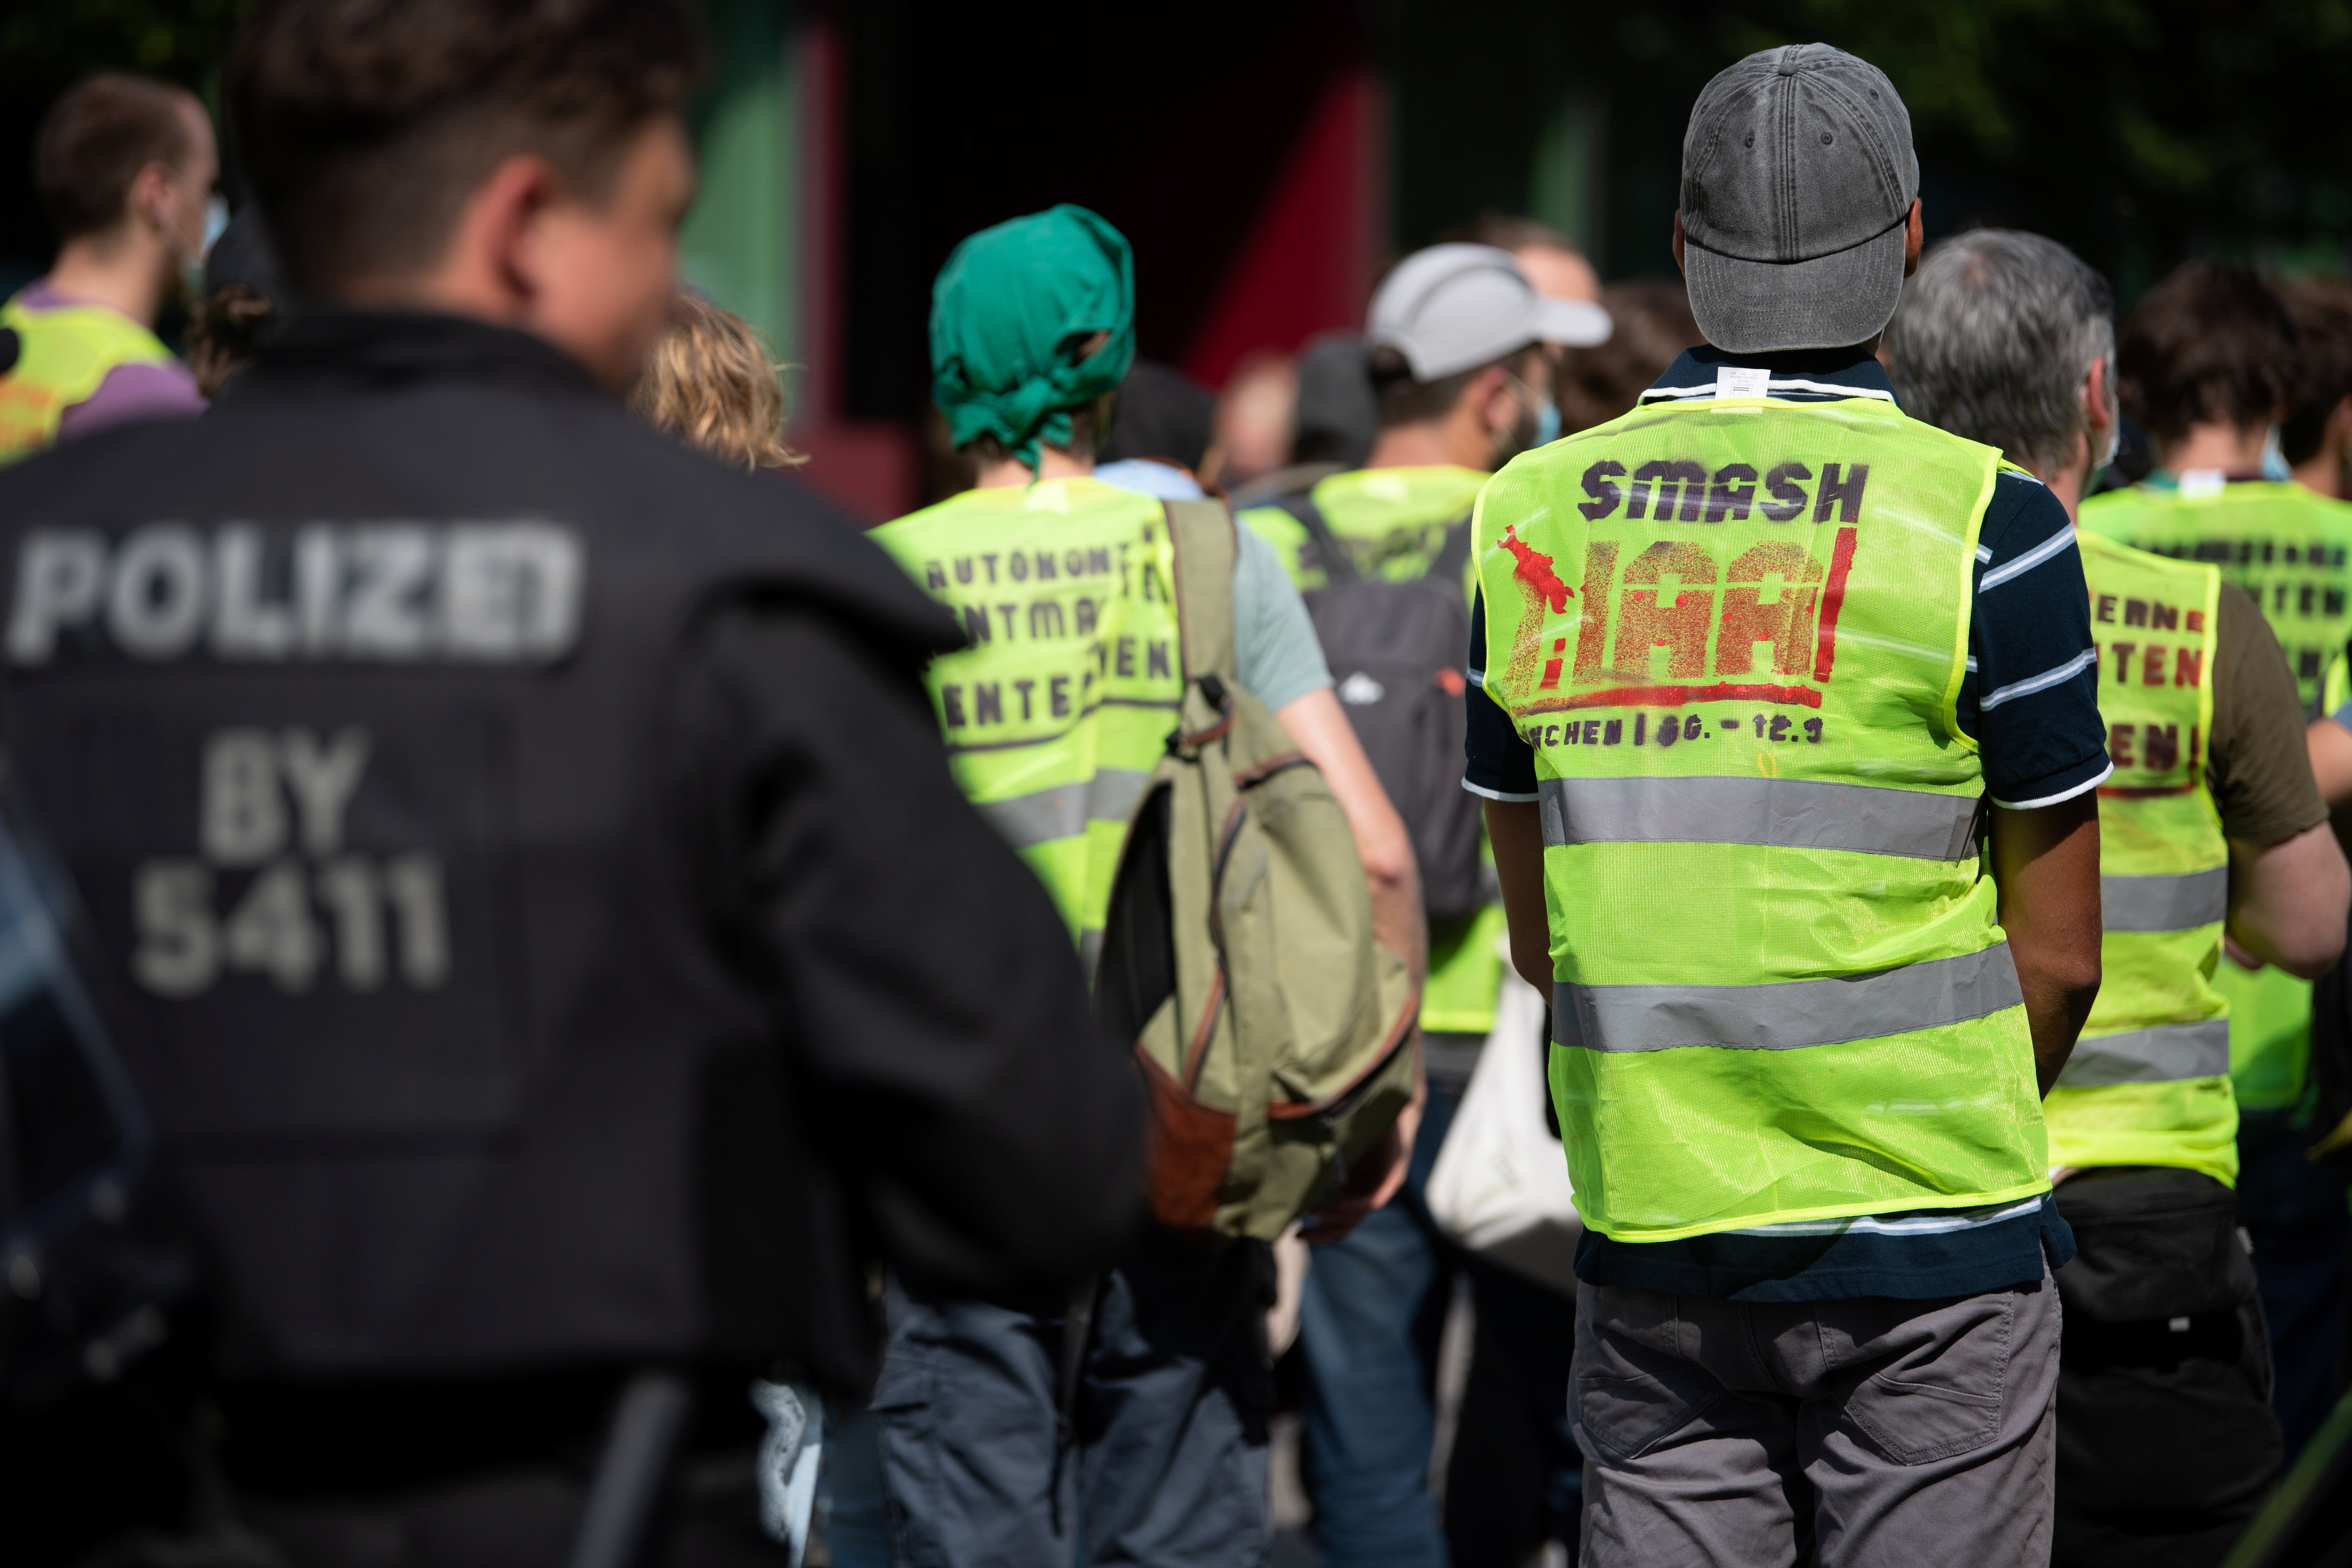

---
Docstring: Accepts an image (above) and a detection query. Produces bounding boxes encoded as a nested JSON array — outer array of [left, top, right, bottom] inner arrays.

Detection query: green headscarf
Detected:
[[930, 204, 1137, 472]]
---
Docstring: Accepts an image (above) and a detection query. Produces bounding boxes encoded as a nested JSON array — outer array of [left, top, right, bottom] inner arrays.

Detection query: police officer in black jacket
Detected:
[[0, 1, 1144, 1561]]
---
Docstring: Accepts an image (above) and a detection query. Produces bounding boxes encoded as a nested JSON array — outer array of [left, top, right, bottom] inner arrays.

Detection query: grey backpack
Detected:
[[1272, 492, 1486, 922]]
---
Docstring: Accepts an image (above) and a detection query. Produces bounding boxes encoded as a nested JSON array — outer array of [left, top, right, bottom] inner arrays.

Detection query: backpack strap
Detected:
[[1271, 490, 1361, 584], [1428, 509, 1476, 591], [1165, 498, 1239, 687]]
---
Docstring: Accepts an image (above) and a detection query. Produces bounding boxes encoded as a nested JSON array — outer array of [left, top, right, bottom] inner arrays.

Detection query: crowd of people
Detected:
[[0, 5, 2348, 1567]]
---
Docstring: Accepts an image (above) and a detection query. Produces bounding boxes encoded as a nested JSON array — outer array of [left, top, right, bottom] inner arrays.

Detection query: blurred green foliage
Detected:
[[3, 0, 2347, 308], [1588, 0, 2352, 297], [0, 0, 243, 95]]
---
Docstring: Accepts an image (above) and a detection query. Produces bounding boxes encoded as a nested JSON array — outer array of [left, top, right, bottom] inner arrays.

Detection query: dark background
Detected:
[[5, 1, 2349, 423]]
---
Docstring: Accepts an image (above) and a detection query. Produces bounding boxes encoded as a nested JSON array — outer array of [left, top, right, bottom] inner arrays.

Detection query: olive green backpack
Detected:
[[1094, 499, 1419, 1242]]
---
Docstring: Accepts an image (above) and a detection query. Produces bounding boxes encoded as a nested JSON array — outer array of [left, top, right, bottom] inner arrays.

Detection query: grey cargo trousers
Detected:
[[1571, 1266, 2061, 1567]]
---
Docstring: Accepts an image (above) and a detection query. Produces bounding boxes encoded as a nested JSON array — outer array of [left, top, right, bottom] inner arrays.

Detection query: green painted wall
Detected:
[[680, 0, 803, 364]]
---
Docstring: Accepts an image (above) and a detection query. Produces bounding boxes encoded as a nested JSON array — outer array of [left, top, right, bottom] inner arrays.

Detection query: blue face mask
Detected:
[[1536, 393, 1561, 447], [178, 196, 231, 306], [2261, 425, 2292, 482]]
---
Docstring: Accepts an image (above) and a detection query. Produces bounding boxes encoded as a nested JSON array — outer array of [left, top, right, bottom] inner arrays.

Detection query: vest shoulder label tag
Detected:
[[1715, 367, 1769, 400]]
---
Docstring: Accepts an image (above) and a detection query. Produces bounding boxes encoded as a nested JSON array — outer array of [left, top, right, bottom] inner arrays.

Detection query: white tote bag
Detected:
[[1424, 971, 1582, 1296]]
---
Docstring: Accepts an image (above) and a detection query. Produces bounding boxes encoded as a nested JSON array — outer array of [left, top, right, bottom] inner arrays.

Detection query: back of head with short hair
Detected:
[[2115, 260, 2297, 447], [1097, 361, 1216, 471], [35, 73, 203, 242], [226, 0, 703, 295], [2279, 275, 2352, 466], [1880, 229, 2114, 476], [1366, 343, 1535, 430]]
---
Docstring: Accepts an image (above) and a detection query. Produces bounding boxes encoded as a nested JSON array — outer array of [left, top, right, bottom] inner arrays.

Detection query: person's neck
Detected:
[[1366, 418, 1487, 473], [2156, 421, 2270, 478], [975, 446, 1092, 489], [44, 228, 169, 327], [2294, 441, 2347, 500], [2042, 461, 2092, 527]]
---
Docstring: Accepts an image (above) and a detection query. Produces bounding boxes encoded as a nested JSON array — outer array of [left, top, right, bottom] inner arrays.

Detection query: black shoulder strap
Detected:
[[1272, 490, 1359, 584], [1428, 509, 1476, 592]]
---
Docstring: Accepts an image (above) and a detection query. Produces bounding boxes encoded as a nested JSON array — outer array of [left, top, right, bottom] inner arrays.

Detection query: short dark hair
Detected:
[[1367, 343, 1538, 429], [226, 0, 703, 294], [35, 73, 204, 242], [958, 393, 1118, 468], [2115, 261, 2297, 446], [2279, 275, 2352, 467]]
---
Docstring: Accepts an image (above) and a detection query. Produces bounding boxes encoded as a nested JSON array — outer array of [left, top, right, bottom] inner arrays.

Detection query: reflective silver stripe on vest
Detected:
[[2057, 1018, 2231, 1087], [1552, 944, 2024, 1052], [2099, 868, 2228, 933], [980, 768, 1153, 851], [1537, 776, 1980, 861]]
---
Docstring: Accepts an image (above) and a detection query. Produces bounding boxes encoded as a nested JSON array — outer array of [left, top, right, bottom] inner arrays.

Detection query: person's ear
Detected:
[[1475, 366, 1519, 436], [2082, 356, 2114, 436], [474, 153, 563, 314], [128, 162, 175, 238], [1902, 199, 1924, 278], [1673, 211, 1687, 277]]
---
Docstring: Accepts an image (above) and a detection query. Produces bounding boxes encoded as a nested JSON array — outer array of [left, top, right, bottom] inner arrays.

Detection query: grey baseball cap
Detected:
[[1680, 44, 1918, 354], [1369, 244, 1611, 380]]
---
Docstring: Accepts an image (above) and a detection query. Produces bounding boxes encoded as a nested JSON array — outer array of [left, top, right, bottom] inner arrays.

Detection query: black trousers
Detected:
[[3, 1356, 785, 1568], [2053, 1166, 2283, 1568]]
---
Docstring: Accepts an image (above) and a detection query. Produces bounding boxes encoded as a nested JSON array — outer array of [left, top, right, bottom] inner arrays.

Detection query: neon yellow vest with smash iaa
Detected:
[[2046, 533, 2235, 1183], [875, 479, 1185, 962], [0, 294, 177, 463], [1475, 392, 2049, 1242], [2082, 479, 2352, 1110], [1243, 464, 1503, 1033]]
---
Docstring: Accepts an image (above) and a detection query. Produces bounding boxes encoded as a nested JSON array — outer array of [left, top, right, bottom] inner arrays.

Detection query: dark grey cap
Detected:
[[1680, 44, 1916, 354]]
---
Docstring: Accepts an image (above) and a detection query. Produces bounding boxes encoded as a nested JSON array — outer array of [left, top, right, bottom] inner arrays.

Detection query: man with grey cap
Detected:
[[1464, 45, 2107, 1564], [1245, 242, 1604, 1568]]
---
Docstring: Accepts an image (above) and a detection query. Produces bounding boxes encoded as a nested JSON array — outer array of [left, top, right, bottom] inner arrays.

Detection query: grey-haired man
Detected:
[[1884, 228, 2341, 1568]]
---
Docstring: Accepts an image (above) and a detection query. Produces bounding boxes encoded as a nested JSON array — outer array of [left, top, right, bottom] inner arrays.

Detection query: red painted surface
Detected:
[[1515, 683, 1827, 713], [789, 419, 917, 525], [780, 20, 922, 526], [1179, 67, 1386, 389], [1500, 527, 1575, 613], [1810, 526, 1861, 681]]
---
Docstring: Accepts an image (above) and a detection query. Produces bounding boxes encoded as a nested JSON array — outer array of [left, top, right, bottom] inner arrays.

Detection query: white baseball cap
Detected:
[[1368, 244, 1612, 379]]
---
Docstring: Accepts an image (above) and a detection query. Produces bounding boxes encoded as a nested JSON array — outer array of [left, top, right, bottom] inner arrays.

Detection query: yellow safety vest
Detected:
[[874, 479, 1186, 966], [1241, 464, 1505, 1033], [1475, 391, 2049, 1242], [0, 293, 178, 463], [2082, 479, 2352, 1110], [2046, 532, 2235, 1182], [1240, 463, 1488, 593]]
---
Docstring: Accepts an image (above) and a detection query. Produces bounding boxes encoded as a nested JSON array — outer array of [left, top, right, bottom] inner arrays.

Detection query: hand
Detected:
[[1298, 1066, 1425, 1243], [2223, 933, 2266, 972]]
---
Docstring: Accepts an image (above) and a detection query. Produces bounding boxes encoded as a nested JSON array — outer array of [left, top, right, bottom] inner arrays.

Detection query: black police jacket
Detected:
[[0, 310, 1144, 1393]]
